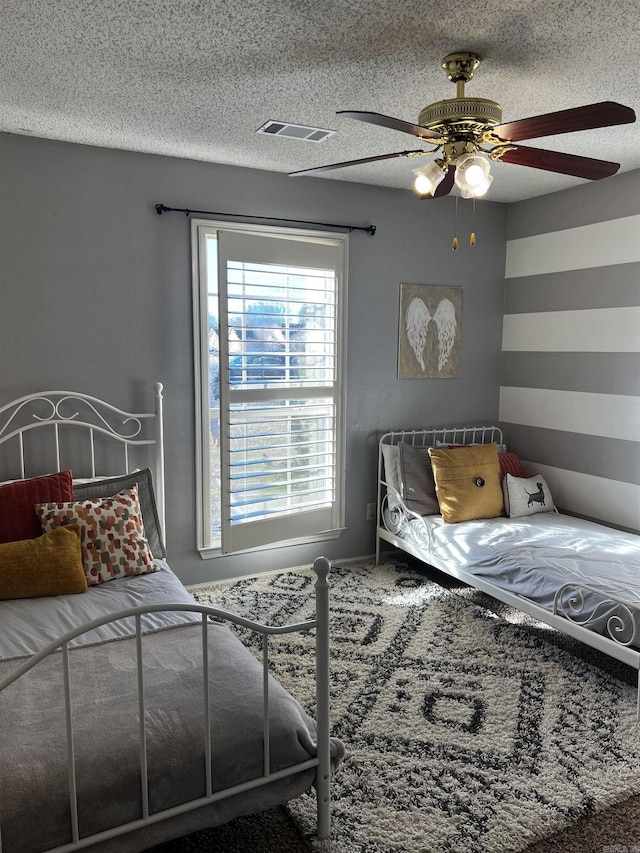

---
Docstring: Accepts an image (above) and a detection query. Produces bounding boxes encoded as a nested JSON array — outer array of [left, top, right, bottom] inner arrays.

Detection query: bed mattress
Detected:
[[410, 512, 640, 644], [423, 512, 640, 606]]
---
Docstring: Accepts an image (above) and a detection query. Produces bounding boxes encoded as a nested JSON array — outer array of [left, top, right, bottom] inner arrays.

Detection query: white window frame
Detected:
[[191, 218, 347, 558]]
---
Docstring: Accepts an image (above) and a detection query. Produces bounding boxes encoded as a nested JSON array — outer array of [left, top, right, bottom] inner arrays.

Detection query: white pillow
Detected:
[[381, 444, 401, 510], [502, 473, 555, 518]]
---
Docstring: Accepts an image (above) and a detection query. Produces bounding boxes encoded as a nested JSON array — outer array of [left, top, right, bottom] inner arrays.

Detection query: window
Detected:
[[192, 220, 347, 555]]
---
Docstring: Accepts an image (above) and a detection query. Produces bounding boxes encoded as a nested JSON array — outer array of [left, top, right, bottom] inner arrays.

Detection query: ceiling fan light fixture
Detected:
[[454, 152, 492, 197], [413, 159, 447, 195], [460, 174, 493, 198], [290, 51, 636, 196]]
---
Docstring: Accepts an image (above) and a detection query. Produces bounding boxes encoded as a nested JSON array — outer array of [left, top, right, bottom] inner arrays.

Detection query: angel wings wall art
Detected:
[[398, 284, 462, 379]]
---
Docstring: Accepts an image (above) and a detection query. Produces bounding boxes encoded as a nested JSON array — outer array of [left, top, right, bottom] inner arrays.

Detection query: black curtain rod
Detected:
[[155, 204, 376, 236]]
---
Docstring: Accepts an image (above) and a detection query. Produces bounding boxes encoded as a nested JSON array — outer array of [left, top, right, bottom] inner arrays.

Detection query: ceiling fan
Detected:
[[289, 52, 636, 200]]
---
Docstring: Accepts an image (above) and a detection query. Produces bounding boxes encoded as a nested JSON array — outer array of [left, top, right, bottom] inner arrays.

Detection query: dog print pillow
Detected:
[[502, 473, 556, 518]]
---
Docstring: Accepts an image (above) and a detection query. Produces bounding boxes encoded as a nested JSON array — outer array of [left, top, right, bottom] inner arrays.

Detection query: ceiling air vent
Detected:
[[257, 121, 335, 142]]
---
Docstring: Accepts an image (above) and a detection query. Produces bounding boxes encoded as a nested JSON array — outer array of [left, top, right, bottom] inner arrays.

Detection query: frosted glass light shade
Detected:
[[460, 175, 493, 198], [455, 153, 492, 198], [464, 162, 486, 186], [413, 160, 447, 196]]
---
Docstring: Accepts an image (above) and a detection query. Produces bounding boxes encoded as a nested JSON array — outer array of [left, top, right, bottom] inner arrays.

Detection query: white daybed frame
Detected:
[[0, 383, 333, 851], [375, 426, 640, 716]]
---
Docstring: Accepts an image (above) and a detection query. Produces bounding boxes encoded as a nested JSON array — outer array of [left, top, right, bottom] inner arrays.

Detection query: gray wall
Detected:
[[0, 133, 507, 584], [500, 170, 640, 531]]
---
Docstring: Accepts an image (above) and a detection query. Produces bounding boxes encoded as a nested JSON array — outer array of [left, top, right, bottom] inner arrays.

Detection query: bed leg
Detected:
[[314, 556, 332, 843]]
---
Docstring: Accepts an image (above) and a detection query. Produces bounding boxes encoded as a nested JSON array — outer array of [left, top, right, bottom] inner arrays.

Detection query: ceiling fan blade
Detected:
[[434, 165, 455, 196], [338, 110, 441, 142], [288, 149, 426, 176], [493, 101, 635, 143], [500, 144, 621, 179], [420, 165, 456, 199]]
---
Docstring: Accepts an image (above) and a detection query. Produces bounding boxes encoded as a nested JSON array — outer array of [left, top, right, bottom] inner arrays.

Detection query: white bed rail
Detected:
[[0, 556, 333, 852]]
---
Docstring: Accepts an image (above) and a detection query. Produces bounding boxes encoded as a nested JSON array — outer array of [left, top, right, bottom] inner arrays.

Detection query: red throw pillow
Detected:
[[498, 451, 528, 481], [0, 471, 74, 544]]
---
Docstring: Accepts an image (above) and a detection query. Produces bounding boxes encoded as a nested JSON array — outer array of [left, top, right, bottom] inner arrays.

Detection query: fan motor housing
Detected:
[[419, 97, 503, 135]]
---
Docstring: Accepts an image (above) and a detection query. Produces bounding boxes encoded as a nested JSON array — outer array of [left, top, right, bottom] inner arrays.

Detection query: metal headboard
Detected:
[[379, 424, 504, 449], [0, 382, 165, 539]]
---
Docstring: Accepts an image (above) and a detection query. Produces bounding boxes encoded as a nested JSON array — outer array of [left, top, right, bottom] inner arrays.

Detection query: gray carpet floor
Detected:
[[418, 557, 640, 853]]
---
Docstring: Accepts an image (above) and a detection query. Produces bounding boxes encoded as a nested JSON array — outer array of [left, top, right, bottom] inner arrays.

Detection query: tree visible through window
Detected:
[[193, 222, 347, 554]]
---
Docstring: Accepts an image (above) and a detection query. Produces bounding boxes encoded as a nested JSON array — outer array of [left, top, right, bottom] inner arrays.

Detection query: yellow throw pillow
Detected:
[[428, 443, 504, 523], [0, 524, 87, 600]]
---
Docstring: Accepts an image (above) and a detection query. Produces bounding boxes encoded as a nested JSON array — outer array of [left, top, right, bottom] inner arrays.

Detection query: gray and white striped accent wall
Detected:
[[500, 171, 640, 532]]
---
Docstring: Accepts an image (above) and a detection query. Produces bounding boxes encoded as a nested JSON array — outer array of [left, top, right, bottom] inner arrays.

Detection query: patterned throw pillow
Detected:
[[73, 469, 165, 559], [502, 473, 556, 518], [36, 485, 158, 585]]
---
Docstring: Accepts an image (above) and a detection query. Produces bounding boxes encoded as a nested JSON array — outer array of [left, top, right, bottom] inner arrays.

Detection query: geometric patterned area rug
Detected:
[[148, 558, 640, 853]]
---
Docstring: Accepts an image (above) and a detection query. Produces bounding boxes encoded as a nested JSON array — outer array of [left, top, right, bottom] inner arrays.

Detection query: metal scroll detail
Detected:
[[554, 583, 638, 647], [381, 492, 404, 535], [0, 393, 144, 443], [381, 490, 431, 549], [32, 395, 143, 439]]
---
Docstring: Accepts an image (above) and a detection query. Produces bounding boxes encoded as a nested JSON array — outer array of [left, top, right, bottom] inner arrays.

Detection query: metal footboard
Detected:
[[554, 581, 640, 717], [0, 556, 333, 852], [554, 582, 639, 647]]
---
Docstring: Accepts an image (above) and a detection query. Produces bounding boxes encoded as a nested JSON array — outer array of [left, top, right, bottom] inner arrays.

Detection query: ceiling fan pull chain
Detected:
[[452, 194, 459, 250], [470, 198, 477, 246]]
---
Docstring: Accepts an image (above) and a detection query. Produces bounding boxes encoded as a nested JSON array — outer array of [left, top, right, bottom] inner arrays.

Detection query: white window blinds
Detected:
[[193, 222, 346, 555]]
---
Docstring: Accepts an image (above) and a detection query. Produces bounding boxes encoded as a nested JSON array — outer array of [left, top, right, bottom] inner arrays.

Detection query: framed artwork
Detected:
[[398, 283, 462, 379]]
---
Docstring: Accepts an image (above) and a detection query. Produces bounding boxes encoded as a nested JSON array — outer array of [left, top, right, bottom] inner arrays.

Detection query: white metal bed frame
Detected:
[[0, 384, 333, 851], [375, 426, 640, 716]]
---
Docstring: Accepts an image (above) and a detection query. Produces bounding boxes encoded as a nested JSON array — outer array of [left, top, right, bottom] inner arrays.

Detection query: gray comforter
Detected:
[[0, 570, 344, 853]]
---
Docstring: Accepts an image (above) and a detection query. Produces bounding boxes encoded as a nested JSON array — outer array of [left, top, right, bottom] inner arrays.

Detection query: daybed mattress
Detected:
[[424, 512, 640, 605], [402, 512, 640, 641], [0, 565, 344, 853]]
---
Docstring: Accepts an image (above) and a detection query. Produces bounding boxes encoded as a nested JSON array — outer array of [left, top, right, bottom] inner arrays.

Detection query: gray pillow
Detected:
[[72, 468, 166, 559], [397, 442, 440, 515]]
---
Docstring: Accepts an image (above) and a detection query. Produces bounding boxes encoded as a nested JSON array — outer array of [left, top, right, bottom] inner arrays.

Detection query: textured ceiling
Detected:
[[2, 0, 639, 203]]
